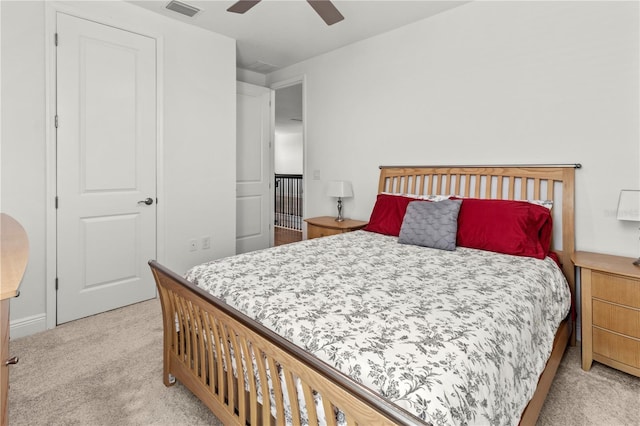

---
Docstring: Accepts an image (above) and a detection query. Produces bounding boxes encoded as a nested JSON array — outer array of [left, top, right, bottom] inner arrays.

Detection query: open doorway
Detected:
[[273, 83, 303, 246]]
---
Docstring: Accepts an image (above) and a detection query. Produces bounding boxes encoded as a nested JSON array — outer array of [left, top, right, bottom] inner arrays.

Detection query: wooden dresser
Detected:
[[1, 213, 29, 426], [304, 216, 368, 240], [573, 251, 640, 377]]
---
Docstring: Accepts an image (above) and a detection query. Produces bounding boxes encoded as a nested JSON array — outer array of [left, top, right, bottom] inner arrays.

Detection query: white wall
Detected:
[[1, 1, 48, 333], [237, 68, 267, 86], [1, 0, 237, 336], [268, 1, 640, 258], [275, 131, 303, 174]]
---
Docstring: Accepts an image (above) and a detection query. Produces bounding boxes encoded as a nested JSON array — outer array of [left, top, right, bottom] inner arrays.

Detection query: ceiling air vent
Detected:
[[246, 61, 279, 74], [166, 0, 201, 17]]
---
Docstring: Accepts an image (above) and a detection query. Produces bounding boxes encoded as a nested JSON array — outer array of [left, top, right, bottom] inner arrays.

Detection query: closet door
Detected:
[[56, 12, 157, 323]]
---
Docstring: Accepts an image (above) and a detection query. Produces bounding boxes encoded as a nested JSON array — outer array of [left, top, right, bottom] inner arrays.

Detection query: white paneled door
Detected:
[[56, 13, 157, 324], [236, 82, 272, 254]]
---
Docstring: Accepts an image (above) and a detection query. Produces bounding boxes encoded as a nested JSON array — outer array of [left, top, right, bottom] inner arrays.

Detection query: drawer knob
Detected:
[[5, 356, 19, 366]]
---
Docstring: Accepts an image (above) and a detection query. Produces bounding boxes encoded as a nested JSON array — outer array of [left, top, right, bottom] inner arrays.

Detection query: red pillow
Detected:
[[455, 198, 553, 259], [364, 194, 425, 236]]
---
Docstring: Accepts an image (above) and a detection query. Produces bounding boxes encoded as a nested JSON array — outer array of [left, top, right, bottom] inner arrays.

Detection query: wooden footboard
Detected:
[[149, 260, 425, 426]]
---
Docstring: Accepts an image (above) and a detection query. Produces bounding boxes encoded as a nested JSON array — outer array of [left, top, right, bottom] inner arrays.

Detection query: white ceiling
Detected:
[[130, 0, 469, 73]]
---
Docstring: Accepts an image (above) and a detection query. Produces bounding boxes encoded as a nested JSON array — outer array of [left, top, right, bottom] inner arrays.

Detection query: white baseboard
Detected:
[[10, 313, 47, 339]]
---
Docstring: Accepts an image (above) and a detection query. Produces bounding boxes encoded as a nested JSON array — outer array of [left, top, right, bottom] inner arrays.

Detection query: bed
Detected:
[[149, 165, 578, 426]]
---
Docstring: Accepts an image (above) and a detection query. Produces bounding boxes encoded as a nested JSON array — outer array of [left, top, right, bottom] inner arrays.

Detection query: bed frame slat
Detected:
[[229, 330, 247, 424], [472, 174, 479, 196], [267, 357, 286, 425], [497, 176, 504, 199], [205, 312, 222, 398], [284, 370, 302, 425], [239, 338, 258, 425], [179, 298, 192, 368], [255, 348, 272, 424], [324, 399, 338, 426], [301, 381, 319, 425], [547, 180, 554, 201], [484, 176, 492, 199]]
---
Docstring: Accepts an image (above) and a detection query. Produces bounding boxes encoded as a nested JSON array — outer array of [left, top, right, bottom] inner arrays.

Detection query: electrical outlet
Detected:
[[202, 236, 211, 250], [189, 239, 197, 252]]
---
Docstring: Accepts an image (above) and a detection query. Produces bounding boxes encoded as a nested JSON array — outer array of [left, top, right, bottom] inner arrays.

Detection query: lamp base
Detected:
[[335, 197, 344, 222], [633, 257, 640, 267]]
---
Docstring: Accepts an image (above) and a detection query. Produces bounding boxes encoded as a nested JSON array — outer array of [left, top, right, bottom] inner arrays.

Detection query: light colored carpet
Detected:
[[9, 299, 221, 426], [8, 298, 640, 425]]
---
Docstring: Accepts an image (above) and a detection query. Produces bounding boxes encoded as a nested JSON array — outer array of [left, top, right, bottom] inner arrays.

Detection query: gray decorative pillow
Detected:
[[398, 199, 462, 251]]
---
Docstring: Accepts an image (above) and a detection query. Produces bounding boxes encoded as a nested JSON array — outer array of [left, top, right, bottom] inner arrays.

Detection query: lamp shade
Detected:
[[326, 181, 353, 198], [617, 190, 640, 221]]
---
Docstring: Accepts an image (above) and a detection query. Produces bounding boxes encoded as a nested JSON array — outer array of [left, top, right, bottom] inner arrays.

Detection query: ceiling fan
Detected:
[[227, 0, 344, 26]]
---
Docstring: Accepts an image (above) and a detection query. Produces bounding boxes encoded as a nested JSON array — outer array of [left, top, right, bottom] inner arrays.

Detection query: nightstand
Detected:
[[572, 251, 640, 377], [304, 216, 367, 240]]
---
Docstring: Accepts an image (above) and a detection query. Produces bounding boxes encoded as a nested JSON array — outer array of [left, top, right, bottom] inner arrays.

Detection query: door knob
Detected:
[[138, 198, 154, 206]]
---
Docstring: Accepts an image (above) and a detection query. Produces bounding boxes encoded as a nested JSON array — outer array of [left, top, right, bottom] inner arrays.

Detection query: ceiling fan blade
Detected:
[[307, 0, 344, 26], [227, 0, 261, 14]]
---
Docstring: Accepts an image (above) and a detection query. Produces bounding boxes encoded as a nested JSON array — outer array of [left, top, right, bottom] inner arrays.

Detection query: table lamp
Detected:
[[617, 189, 640, 266], [326, 181, 353, 222]]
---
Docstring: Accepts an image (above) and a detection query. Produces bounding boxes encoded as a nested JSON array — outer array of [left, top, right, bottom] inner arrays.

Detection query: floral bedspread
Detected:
[[185, 230, 570, 426]]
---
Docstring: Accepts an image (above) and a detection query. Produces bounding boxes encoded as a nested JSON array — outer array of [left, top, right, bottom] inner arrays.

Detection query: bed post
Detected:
[[561, 166, 577, 346], [150, 264, 177, 387]]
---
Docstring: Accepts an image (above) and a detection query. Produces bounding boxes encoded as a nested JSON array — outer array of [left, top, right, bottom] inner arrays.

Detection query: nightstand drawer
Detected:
[[592, 299, 640, 339], [307, 225, 340, 239], [592, 272, 640, 308], [593, 327, 640, 369]]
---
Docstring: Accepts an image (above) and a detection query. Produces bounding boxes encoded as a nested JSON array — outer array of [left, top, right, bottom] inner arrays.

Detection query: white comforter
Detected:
[[186, 230, 570, 425]]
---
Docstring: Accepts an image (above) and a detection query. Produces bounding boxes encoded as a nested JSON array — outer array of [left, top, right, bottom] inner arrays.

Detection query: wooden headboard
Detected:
[[378, 165, 579, 340]]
